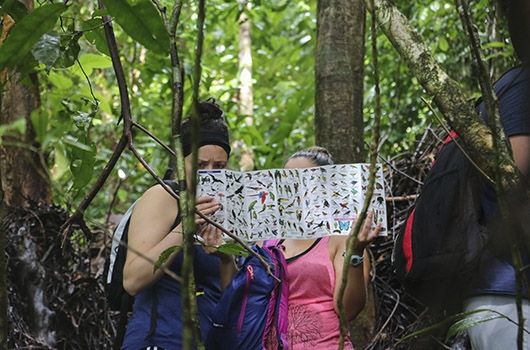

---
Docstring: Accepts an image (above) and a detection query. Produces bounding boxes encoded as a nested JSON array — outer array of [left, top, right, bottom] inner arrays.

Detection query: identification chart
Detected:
[[197, 164, 387, 241]]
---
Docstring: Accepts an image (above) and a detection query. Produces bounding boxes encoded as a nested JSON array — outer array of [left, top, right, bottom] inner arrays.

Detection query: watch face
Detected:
[[350, 255, 364, 266]]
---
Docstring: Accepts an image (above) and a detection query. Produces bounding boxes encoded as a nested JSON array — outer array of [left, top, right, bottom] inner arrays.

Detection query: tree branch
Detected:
[[98, 2, 133, 137], [363, 0, 521, 194], [132, 121, 176, 157]]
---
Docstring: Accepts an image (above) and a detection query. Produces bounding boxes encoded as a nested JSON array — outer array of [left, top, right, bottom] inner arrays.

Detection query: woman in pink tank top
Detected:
[[279, 147, 381, 350]]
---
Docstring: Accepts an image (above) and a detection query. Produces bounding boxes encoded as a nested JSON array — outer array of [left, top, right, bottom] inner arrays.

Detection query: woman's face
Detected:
[[185, 144, 228, 181], [284, 157, 317, 170]]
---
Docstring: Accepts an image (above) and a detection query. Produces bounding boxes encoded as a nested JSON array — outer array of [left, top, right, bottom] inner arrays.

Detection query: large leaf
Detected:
[[31, 33, 60, 68], [101, 0, 168, 54], [52, 143, 70, 181], [65, 134, 96, 189], [70, 149, 96, 189], [71, 53, 112, 77], [0, 3, 68, 70]]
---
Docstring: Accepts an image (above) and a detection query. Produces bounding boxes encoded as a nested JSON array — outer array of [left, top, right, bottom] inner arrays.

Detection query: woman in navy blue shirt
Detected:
[[122, 101, 237, 350]]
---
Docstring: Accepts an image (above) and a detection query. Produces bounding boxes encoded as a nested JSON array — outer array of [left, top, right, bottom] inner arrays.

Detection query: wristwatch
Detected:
[[342, 251, 364, 267]]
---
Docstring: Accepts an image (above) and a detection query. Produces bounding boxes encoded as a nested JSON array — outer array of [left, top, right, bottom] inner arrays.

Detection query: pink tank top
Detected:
[[284, 236, 353, 350]]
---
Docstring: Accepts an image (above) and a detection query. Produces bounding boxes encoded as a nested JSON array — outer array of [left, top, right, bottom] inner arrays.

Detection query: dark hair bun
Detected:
[[198, 98, 224, 122]]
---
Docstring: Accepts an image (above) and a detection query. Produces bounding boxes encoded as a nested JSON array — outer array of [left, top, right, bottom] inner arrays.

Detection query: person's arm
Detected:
[[510, 135, 530, 176], [199, 224, 238, 289], [123, 186, 219, 295], [332, 212, 380, 321], [218, 254, 238, 290]]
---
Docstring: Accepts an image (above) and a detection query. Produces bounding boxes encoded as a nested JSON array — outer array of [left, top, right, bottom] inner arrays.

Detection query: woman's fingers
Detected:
[[199, 224, 224, 254], [196, 196, 214, 204], [196, 198, 220, 213], [351, 211, 380, 252], [195, 196, 220, 225], [365, 223, 382, 243], [360, 211, 374, 238]]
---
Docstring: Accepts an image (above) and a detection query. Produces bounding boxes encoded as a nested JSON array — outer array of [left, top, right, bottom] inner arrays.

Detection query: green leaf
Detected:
[[81, 19, 110, 56], [55, 32, 82, 68], [154, 246, 181, 271], [397, 309, 503, 345], [31, 109, 48, 144], [101, 0, 168, 54], [445, 313, 502, 342], [63, 135, 93, 152], [71, 53, 112, 76], [0, 0, 29, 22], [73, 112, 93, 131], [69, 144, 96, 190], [439, 37, 449, 52], [52, 143, 70, 181], [216, 243, 249, 257], [0, 118, 26, 141], [0, 3, 68, 70], [482, 41, 506, 49], [31, 33, 60, 68], [48, 71, 73, 90]]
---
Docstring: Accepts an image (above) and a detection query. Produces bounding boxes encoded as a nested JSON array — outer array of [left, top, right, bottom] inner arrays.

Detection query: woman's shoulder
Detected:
[[133, 183, 179, 216], [143, 183, 178, 201]]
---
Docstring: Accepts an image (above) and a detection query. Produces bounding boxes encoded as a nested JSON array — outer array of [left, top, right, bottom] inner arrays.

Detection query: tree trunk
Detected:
[[0, 169, 5, 349], [236, 6, 255, 171], [315, 0, 366, 163], [351, 1, 366, 162], [0, 14, 51, 207], [316, 0, 371, 344], [1, 2, 53, 347]]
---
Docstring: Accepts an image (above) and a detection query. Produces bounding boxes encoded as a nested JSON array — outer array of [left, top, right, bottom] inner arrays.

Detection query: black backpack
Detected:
[[392, 132, 489, 313], [103, 180, 180, 348]]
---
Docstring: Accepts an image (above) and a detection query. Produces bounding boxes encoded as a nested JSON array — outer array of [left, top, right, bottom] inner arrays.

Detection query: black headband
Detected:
[[182, 130, 231, 158]]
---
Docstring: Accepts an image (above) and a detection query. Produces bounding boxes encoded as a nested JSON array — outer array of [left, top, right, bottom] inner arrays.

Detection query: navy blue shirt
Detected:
[[469, 66, 530, 296], [122, 246, 222, 349]]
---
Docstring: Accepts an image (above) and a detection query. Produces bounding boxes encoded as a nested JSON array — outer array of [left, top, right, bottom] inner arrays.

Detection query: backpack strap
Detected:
[[148, 288, 159, 337], [442, 130, 459, 145], [113, 294, 133, 350]]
